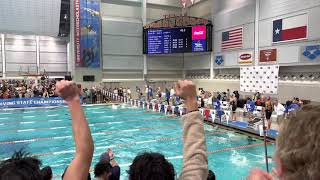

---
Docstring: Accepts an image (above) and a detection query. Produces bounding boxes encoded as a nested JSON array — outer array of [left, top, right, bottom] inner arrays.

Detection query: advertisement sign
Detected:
[[75, 0, 101, 68], [260, 49, 277, 63], [192, 26, 206, 40], [238, 51, 253, 64], [192, 40, 206, 52], [0, 97, 71, 109], [302, 45, 320, 62]]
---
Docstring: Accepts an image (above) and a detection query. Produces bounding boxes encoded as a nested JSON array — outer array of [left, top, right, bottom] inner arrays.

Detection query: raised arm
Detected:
[[56, 80, 94, 180], [175, 80, 208, 180]]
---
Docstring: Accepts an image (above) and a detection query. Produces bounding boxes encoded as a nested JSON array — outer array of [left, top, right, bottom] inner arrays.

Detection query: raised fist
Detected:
[[174, 80, 197, 100], [55, 80, 80, 102]]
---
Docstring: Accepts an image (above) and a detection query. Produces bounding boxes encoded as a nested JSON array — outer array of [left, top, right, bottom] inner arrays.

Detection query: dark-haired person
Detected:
[[94, 162, 112, 180], [99, 148, 120, 180], [0, 150, 43, 180], [230, 94, 237, 121], [265, 97, 273, 130], [165, 88, 170, 105], [128, 152, 175, 180], [128, 80, 208, 180], [56, 80, 94, 180], [247, 105, 320, 180], [41, 166, 53, 180], [207, 170, 216, 180]]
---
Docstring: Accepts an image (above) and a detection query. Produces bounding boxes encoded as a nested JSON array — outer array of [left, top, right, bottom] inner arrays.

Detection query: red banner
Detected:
[[260, 49, 277, 63]]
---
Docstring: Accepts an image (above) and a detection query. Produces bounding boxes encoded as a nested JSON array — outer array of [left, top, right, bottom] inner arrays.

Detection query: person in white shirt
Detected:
[[127, 88, 132, 98], [170, 87, 175, 97], [274, 99, 285, 125]]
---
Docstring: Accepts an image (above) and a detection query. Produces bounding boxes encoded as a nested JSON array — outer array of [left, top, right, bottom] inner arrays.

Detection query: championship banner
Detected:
[[260, 49, 277, 63], [240, 65, 279, 94], [74, 0, 101, 68], [238, 51, 253, 64], [0, 97, 69, 109]]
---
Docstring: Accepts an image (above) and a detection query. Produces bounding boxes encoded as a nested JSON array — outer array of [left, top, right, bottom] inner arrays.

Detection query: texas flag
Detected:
[[273, 14, 308, 43]]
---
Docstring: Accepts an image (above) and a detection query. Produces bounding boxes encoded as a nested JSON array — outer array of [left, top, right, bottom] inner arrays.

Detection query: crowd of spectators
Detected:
[[0, 79, 57, 99]]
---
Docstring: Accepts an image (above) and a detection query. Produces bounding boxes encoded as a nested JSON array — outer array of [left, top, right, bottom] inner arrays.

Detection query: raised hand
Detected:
[[55, 80, 80, 102], [174, 80, 198, 112]]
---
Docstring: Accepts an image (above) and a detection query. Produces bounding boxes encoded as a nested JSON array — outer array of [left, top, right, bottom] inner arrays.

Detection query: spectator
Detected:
[[265, 97, 273, 130], [246, 98, 256, 121], [55, 80, 94, 180], [230, 94, 238, 121], [216, 92, 221, 101], [41, 166, 53, 180], [99, 148, 120, 180], [207, 170, 216, 180], [128, 80, 208, 180], [226, 89, 230, 99], [165, 88, 170, 105], [127, 88, 132, 99], [273, 99, 285, 125], [0, 150, 44, 180], [94, 162, 112, 180], [246, 105, 320, 180], [170, 86, 175, 97]]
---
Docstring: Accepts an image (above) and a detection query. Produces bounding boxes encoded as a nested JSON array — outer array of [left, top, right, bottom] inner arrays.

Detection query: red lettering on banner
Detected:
[[74, 0, 81, 66]]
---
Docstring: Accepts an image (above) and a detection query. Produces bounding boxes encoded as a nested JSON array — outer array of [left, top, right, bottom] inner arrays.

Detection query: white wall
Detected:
[[101, 2, 144, 80], [259, 0, 320, 65], [0, 0, 61, 36]]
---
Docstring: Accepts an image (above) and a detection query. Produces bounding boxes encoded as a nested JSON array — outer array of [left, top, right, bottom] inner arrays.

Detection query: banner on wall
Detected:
[[240, 65, 279, 94], [75, 0, 101, 68], [238, 51, 253, 64], [215, 55, 224, 66], [302, 45, 320, 62], [260, 49, 277, 63], [0, 97, 70, 109], [273, 14, 308, 43]]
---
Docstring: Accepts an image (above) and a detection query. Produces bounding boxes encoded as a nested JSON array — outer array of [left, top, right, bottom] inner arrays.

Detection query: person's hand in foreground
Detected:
[[246, 169, 273, 180], [56, 80, 94, 180], [175, 80, 208, 180], [174, 80, 198, 112]]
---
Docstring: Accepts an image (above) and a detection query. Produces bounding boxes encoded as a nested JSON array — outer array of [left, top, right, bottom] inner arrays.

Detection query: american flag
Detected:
[[222, 27, 243, 50]]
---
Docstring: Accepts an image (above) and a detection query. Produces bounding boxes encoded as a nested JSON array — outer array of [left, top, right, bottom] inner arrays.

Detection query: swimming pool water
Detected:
[[0, 104, 275, 180]]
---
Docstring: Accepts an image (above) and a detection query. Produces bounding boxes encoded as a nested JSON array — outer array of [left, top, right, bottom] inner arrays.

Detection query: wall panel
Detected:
[[102, 20, 142, 36], [184, 54, 211, 70], [103, 55, 143, 70], [103, 35, 142, 55]]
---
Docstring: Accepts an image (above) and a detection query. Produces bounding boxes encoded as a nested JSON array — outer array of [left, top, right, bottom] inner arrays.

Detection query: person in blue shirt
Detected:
[[212, 97, 224, 122], [175, 96, 181, 106], [148, 86, 153, 100], [246, 98, 256, 121]]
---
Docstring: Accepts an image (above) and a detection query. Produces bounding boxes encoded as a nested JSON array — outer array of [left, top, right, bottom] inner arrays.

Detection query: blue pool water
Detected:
[[0, 104, 275, 180]]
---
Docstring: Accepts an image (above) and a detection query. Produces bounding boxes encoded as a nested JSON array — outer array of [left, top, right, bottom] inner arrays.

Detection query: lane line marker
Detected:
[[0, 124, 178, 145], [0, 117, 174, 133]]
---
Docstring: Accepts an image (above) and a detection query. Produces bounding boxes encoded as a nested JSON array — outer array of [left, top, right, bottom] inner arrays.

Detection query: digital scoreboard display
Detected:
[[143, 25, 212, 54]]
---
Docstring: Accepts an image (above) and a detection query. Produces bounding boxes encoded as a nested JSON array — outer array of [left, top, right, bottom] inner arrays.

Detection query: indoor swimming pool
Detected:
[[0, 104, 274, 180]]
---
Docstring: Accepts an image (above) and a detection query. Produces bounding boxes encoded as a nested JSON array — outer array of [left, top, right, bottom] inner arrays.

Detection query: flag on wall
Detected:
[[273, 14, 308, 43], [222, 27, 243, 50]]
